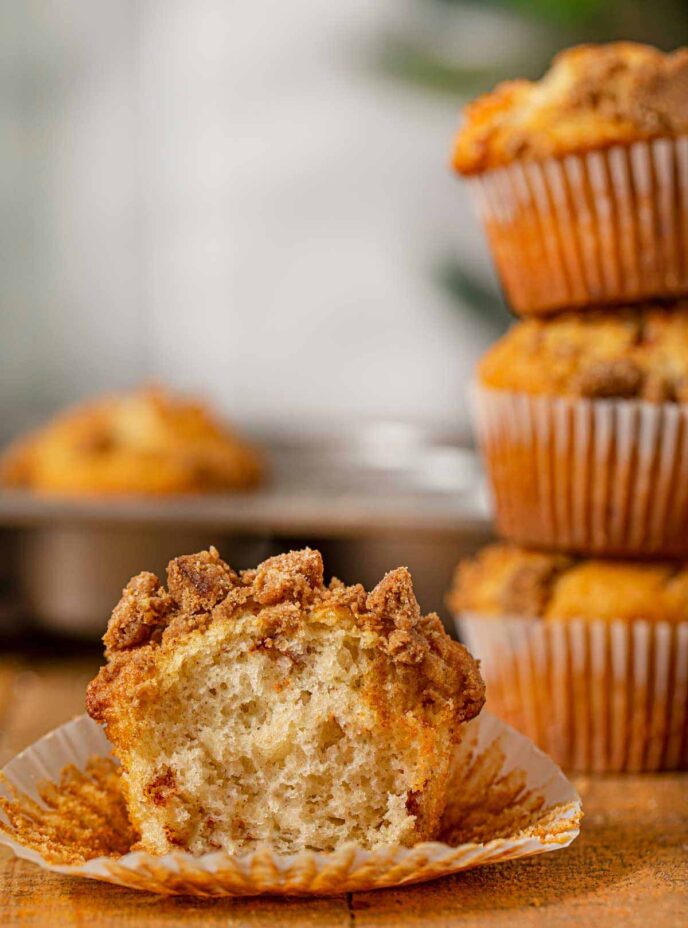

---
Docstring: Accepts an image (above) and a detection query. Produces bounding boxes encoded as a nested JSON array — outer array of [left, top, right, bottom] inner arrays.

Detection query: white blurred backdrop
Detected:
[[0, 0, 508, 441]]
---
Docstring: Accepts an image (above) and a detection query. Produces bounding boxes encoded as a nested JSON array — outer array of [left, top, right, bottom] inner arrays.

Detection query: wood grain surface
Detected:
[[1, 655, 686, 928]]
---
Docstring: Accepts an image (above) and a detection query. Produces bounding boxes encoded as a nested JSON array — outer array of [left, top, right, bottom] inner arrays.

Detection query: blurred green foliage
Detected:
[[379, 0, 688, 95], [436, 258, 512, 334], [435, 0, 688, 34]]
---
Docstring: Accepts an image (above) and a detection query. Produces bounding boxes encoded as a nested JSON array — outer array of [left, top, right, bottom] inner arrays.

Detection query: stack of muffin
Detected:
[[447, 42, 688, 772]]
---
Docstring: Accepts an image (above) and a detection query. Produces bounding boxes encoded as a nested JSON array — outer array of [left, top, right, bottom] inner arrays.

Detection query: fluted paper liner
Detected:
[[468, 137, 688, 314], [456, 614, 688, 773], [0, 712, 580, 896], [475, 385, 688, 557]]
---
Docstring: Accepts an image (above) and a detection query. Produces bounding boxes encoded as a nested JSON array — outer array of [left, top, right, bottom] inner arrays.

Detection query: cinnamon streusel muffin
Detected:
[[87, 548, 485, 855], [475, 305, 688, 557], [449, 543, 688, 772], [453, 42, 688, 313], [0, 387, 263, 495]]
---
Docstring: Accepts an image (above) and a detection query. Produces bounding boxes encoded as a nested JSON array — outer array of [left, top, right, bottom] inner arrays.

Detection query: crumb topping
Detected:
[[88, 547, 485, 728], [453, 42, 688, 174], [103, 573, 174, 656], [366, 567, 428, 665], [367, 566, 421, 627], [167, 549, 238, 614], [253, 549, 324, 606]]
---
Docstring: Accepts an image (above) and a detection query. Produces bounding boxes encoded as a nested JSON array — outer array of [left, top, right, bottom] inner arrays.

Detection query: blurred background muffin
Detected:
[[454, 43, 688, 314], [475, 304, 688, 557], [450, 29, 688, 777], [0, 387, 264, 496], [448, 542, 688, 772]]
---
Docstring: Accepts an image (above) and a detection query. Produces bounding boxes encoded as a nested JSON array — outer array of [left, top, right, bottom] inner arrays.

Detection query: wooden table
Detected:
[[1, 654, 686, 928]]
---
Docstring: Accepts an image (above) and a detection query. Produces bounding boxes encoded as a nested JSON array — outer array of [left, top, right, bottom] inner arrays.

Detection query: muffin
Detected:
[[453, 42, 688, 314], [474, 304, 688, 557], [449, 543, 688, 772], [86, 547, 485, 855], [0, 387, 263, 495]]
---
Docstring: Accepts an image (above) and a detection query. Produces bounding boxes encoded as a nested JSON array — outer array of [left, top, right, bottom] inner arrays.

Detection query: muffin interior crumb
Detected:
[[126, 618, 424, 853]]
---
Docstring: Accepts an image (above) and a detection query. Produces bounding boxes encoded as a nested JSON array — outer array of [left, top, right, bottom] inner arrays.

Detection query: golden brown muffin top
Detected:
[[478, 305, 688, 401], [0, 387, 263, 495], [448, 543, 688, 624], [87, 547, 485, 727], [453, 42, 688, 175]]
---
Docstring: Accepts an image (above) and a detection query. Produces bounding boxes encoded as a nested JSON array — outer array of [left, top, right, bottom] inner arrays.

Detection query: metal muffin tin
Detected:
[[0, 422, 493, 637]]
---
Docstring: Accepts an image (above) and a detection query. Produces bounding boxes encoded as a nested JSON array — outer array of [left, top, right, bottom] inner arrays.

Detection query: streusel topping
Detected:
[[454, 42, 688, 174], [89, 547, 485, 726]]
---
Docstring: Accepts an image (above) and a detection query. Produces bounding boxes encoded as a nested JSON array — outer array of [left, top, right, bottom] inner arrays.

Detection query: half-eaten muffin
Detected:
[[87, 547, 485, 855]]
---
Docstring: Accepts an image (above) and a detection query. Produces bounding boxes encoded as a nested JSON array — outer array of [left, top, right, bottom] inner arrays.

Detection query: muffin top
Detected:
[[453, 42, 688, 175], [448, 543, 688, 624], [478, 305, 688, 401], [0, 387, 264, 495], [88, 547, 485, 727]]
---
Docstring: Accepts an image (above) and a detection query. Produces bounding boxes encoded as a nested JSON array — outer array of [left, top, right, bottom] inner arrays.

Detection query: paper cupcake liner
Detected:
[[474, 385, 688, 557], [456, 614, 688, 773], [0, 712, 580, 897], [468, 137, 688, 314]]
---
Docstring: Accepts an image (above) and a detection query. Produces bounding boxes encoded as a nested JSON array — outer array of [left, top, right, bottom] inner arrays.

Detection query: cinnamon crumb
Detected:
[[576, 358, 644, 399], [253, 549, 324, 606], [103, 573, 174, 656], [367, 567, 421, 629], [144, 769, 177, 807], [166, 546, 237, 613]]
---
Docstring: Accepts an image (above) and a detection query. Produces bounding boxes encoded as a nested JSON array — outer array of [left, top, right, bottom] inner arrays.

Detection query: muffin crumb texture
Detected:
[[454, 42, 688, 174], [449, 543, 688, 624], [478, 305, 688, 401], [87, 548, 485, 856]]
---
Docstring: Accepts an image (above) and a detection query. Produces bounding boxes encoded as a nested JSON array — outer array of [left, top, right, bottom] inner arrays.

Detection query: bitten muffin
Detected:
[[452, 42, 688, 313], [0, 387, 263, 495], [449, 544, 688, 772], [87, 548, 485, 855], [474, 305, 688, 557]]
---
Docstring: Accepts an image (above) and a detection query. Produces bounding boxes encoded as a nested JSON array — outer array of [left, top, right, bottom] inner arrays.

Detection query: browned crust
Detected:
[[87, 547, 485, 731], [453, 42, 688, 175]]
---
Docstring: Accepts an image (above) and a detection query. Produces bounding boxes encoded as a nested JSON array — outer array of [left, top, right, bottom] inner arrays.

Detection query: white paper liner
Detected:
[[0, 712, 580, 897], [468, 137, 688, 314], [474, 385, 688, 557], [456, 613, 688, 773]]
